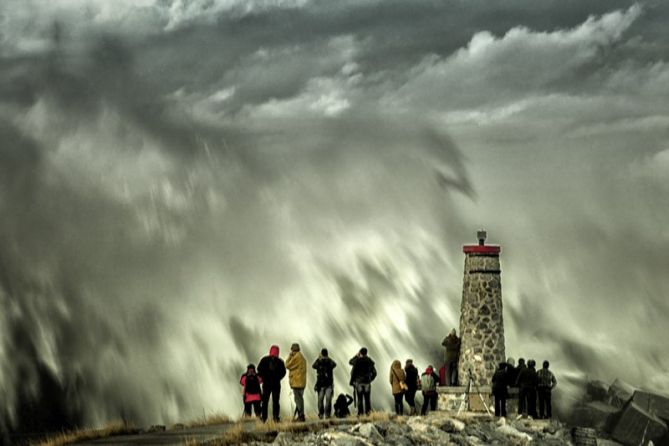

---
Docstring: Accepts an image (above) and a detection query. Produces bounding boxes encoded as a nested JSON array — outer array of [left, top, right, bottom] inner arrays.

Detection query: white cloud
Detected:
[[383, 4, 643, 112], [0, 0, 313, 54], [242, 76, 353, 118]]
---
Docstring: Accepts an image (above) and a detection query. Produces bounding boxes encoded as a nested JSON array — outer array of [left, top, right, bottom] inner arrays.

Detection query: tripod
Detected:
[[457, 368, 492, 416]]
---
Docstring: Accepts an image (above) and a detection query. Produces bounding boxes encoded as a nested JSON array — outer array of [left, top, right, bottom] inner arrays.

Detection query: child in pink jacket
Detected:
[[240, 364, 263, 417]]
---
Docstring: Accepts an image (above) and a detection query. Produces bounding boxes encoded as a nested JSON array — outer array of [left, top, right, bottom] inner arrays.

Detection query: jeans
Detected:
[[355, 383, 372, 415], [448, 361, 458, 386], [244, 400, 261, 417], [493, 393, 507, 417], [317, 386, 334, 418], [393, 393, 404, 415], [405, 389, 417, 411], [261, 385, 281, 421], [421, 392, 437, 415], [292, 388, 305, 420], [519, 387, 537, 418], [538, 388, 552, 418]]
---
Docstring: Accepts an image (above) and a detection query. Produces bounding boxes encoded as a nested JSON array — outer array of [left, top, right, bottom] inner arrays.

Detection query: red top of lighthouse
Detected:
[[463, 229, 501, 254]]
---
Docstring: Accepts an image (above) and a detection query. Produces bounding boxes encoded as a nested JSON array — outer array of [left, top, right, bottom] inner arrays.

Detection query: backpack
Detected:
[[245, 373, 261, 395], [421, 373, 436, 392]]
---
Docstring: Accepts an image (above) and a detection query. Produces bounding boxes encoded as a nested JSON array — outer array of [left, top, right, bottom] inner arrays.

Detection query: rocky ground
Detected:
[[198, 413, 571, 446], [566, 378, 669, 446]]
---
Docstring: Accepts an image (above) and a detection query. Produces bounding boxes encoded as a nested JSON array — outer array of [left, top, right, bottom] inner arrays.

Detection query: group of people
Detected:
[[239, 344, 445, 422], [240, 344, 373, 422], [239, 336, 557, 422], [492, 358, 557, 419], [389, 359, 441, 416]]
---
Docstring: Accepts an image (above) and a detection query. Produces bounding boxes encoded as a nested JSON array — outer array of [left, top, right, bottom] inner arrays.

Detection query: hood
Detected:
[[269, 345, 280, 357]]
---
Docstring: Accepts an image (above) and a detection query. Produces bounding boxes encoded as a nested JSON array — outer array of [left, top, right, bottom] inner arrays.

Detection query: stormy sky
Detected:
[[1, 0, 668, 430]]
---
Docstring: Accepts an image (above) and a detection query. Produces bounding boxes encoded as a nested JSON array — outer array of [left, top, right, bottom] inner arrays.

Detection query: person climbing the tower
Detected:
[[240, 363, 263, 417], [442, 328, 461, 386], [257, 345, 286, 422], [349, 347, 377, 415]]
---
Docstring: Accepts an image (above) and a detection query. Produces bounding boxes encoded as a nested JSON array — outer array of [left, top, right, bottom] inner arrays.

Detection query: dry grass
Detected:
[[357, 410, 391, 423], [252, 418, 313, 434], [31, 421, 139, 446], [204, 411, 402, 445], [186, 412, 233, 428]]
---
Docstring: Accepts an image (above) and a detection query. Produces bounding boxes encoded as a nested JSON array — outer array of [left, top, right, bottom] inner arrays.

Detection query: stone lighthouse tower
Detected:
[[457, 230, 505, 387]]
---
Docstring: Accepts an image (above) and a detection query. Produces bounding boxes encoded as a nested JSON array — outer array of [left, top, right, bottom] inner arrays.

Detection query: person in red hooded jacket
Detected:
[[257, 345, 287, 422]]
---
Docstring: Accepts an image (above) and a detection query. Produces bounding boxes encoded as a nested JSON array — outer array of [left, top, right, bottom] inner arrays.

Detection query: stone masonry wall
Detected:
[[458, 253, 505, 387]]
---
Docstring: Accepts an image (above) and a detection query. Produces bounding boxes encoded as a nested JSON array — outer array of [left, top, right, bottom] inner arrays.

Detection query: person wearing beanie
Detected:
[[285, 343, 307, 422], [257, 345, 286, 422], [313, 348, 337, 418], [240, 363, 263, 417]]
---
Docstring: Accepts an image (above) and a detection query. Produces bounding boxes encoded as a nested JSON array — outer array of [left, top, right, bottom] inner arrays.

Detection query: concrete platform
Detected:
[[436, 386, 519, 414]]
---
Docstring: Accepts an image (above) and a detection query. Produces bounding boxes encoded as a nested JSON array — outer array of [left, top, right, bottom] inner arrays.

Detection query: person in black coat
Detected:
[[404, 359, 419, 415], [349, 347, 377, 415], [492, 362, 508, 417], [516, 359, 538, 418], [257, 345, 287, 422], [313, 348, 337, 418]]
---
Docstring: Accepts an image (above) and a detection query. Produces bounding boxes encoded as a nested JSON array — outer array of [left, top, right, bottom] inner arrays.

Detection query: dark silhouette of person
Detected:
[[349, 347, 377, 415], [313, 348, 337, 419], [257, 345, 286, 422], [334, 393, 354, 418], [441, 329, 461, 386], [492, 362, 508, 417], [505, 357, 518, 387], [513, 357, 526, 415], [404, 359, 419, 415], [516, 358, 538, 418], [537, 360, 557, 419]]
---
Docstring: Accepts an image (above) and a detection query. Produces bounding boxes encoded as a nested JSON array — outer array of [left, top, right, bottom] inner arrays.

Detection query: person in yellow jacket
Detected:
[[285, 343, 307, 421]]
